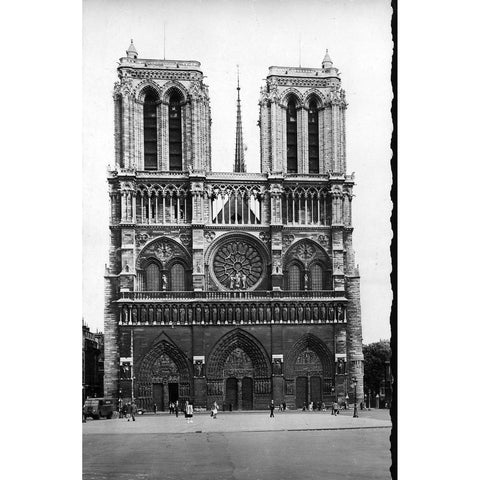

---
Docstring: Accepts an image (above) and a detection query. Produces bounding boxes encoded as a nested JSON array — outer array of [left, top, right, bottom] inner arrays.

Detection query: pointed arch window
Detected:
[[286, 99, 298, 173], [143, 92, 158, 170], [169, 91, 182, 171], [170, 263, 185, 291], [310, 263, 323, 290], [145, 262, 161, 291], [288, 264, 301, 290], [308, 100, 319, 174]]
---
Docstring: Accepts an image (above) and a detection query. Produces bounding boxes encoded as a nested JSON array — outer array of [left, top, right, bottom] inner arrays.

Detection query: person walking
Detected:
[[333, 400, 339, 416], [153, 403, 157, 415], [126, 402, 131, 421], [131, 401, 137, 421], [283, 401, 286, 411], [185, 401, 193, 424], [269, 399, 275, 418], [211, 401, 218, 419], [175, 400, 179, 418]]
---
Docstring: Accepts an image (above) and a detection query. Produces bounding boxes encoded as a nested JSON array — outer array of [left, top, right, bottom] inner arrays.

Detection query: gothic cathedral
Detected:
[[104, 41, 364, 411]]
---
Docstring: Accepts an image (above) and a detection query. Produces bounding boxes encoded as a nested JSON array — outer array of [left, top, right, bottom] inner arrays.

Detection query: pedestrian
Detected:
[[302, 402, 306, 412], [211, 401, 218, 419], [185, 401, 193, 423], [126, 402, 131, 421], [131, 401, 137, 421], [269, 399, 275, 418], [169, 402, 172, 414], [309, 401, 313, 411], [321, 401, 326, 412], [175, 400, 179, 418], [122, 403, 127, 419], [283, 401, 286, 411], [333, 401, 339, 416], [153, 403, 157, 415]]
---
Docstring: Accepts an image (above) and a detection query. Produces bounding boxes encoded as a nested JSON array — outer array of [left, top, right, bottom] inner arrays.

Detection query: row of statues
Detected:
[[122, 303, 345, 324]]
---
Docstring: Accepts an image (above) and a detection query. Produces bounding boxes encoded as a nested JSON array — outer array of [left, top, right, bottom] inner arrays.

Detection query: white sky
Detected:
[[83, 0, 393, 343]]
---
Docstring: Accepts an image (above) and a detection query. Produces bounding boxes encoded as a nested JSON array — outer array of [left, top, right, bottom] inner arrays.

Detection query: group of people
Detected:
[[120, 402, 137, 421], [302, 401, 327, 412], [165, 401, 179, 417]]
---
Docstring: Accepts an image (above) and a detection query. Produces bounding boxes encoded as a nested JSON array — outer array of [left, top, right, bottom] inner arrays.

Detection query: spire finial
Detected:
[[126, 39, 138, 59], [234, 65, 246, 173], [322, 48, 333, 69]]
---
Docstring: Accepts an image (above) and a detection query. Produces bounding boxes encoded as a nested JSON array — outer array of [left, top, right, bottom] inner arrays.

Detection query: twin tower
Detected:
[[104, 41, 364, 412]]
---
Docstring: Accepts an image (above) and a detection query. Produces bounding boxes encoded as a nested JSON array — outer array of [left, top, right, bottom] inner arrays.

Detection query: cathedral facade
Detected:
[[104, 41, 364, 411]]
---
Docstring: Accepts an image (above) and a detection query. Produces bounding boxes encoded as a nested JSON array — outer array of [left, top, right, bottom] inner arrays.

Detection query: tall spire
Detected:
[[234, 65, 246, 173]]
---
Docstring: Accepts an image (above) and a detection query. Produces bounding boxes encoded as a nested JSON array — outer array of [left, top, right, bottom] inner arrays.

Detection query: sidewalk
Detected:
[[83, 409, 391, 435]]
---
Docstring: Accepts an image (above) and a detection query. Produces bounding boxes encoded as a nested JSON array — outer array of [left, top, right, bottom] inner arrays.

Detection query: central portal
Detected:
[[226, 378, 238, 410], [206, 329, 272, 411]]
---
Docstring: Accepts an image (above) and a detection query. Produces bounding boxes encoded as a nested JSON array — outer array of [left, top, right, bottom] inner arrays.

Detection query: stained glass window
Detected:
[[288, 264, 301, 290], [170, 263, 185, 291], [145, 263, 160, 291], [310, 263, 323, 290]]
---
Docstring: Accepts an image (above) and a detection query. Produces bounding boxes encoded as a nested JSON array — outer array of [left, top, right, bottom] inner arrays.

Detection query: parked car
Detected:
[[83, 398, 114, 419]]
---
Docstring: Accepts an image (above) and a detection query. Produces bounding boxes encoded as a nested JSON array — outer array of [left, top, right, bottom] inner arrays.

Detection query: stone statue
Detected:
[[162, 274, 168, 291], [230, 274, 235, 289], [241, 273, 247, 289], [235, 272, 241, 289], [304, 273, 308, 290]]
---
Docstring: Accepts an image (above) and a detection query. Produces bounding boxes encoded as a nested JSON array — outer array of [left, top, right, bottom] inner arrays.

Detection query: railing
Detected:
[[119, 290, 345, 301]]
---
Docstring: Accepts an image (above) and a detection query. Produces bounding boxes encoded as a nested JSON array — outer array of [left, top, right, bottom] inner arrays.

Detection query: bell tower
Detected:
[[258, 51, 364, 402], [113, 40, 212, 173]]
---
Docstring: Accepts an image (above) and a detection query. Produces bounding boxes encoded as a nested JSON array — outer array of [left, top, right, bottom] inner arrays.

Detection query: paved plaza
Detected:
[[83, 410, 392, 480]]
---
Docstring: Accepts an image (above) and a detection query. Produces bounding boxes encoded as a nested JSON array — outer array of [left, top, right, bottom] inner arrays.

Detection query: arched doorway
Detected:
[[206, 329, 271, 410], [136, 339, 191, 412], [285, 334, 334, 409]]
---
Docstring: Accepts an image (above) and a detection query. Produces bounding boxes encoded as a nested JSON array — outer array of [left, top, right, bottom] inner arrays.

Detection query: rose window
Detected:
[[213, 240, 264, 290]]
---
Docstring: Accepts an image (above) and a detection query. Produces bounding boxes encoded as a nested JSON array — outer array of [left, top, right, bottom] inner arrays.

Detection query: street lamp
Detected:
[[331, 386, 335, 415], [352, 377, 358, 418]]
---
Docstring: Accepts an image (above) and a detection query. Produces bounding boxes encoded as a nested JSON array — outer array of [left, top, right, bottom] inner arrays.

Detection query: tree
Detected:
[[363, 340, 391, 406]]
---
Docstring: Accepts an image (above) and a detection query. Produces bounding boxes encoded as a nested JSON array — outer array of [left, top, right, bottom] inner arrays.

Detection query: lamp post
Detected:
[[352, 377, 358, 418], [331, 386, 335, 415]]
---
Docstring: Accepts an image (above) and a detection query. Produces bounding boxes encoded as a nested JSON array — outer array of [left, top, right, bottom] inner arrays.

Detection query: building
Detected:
[[82, 321, 104, 400], [103, 41, 364, 411]]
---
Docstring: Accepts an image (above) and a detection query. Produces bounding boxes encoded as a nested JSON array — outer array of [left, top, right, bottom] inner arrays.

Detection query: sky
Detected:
[[83, 0, 393, 343]]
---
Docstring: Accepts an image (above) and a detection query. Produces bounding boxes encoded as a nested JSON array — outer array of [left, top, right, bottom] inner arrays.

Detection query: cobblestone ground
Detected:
[[83, 410, 392, 480]]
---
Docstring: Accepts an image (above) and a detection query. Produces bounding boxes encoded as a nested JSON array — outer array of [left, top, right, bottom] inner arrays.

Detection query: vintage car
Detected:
[[83, 398, 114, 420]]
